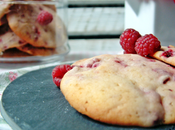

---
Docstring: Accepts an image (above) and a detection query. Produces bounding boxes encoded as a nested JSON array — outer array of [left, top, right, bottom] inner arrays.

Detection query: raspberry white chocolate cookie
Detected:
[[60, 54, 175, 127], [17, 44, 56, 56], [0, 15, 7, 26], [0, 48, 31, 58], [0, 24, 27, 53], [151, 45, 175, 66], [0, 0, 12, 19], [7, 4, 66, 48]]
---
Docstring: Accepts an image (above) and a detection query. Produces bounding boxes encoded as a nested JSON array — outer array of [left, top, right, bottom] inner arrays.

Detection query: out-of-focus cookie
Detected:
[[0, 0, 12, 19], [7, 4, 66, 48], [0, 24, 27, 53], [32, 0, 57, 11], [151, 45, 175, 66], [17, 44, 56, 56], [0, 0, 56, 19], [0, 48, 31, 58], [0, 15, 7, 26], [16, 0, 57, 11], [61, 54, 175, 127]]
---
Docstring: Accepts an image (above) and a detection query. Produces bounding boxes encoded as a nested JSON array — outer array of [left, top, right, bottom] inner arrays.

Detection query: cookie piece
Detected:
[[0, 0, 12, 19], [0, 24, 27, 53], [7, 4, 66, 48], [61, 54, 175, 127], [0, 0, 55, 19], [0, 15, 7, 26], [0, 48, 31, 58], [17, 44, 56, 56], [151, 45, 175, 66]]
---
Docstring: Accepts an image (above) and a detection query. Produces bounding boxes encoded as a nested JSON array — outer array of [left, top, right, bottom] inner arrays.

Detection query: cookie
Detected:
[[7, 4, 66, 48], [151, 45, 175, 66], [0, 0, 55, 19], [16, 0, 57, 11], [60, 54, 175, 127], [0, 15, 7, 26], [17, 44, 56, 56], [0, 48, 31, 58], [0, 0, 12, 19], [0, 24, 27, 53]]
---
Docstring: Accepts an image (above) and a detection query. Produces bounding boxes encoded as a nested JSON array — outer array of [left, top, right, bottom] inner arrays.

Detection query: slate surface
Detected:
[[1, 66, 175, 130]]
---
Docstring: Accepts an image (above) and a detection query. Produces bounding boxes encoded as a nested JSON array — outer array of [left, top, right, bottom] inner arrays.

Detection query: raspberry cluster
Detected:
[[120, 28, 161, 57]]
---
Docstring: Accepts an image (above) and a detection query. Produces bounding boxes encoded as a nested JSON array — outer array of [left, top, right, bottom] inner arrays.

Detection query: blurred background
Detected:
[[67, 0, 175, 46], [67, 0, 124, 39]]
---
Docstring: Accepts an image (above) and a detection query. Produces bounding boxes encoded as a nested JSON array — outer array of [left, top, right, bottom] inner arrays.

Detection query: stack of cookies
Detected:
[[0, 0, 67, 58]]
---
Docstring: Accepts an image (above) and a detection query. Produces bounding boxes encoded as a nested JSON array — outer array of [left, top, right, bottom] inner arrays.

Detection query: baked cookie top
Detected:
[[60, 54, 175, 127], [7, 4, 66, 48], [151, 45, 175, 66], [0, 0, 54, 19]]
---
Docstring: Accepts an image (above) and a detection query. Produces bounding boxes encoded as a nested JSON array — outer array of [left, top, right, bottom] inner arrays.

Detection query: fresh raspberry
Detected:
[[52, 64, 72, 87], [37, 10, 53, 25], [135, 34, 161, 57], [120, 28, 141, 54]]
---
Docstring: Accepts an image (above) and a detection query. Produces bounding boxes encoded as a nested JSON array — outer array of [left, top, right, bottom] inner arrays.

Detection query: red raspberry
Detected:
[[52, 64, 72, 87], [120, 28, 141, 54], [37, 10, 53, 25], [135, 34, 161, 57]]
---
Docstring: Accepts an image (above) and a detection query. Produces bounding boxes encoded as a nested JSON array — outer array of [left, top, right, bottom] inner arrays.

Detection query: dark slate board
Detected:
[[1, 65, 175, 130]]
